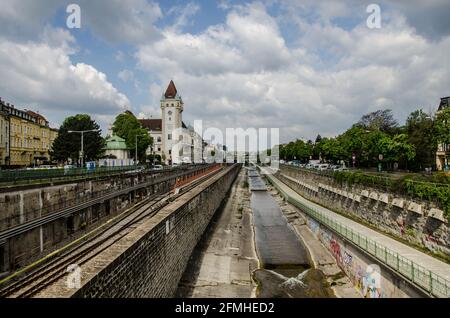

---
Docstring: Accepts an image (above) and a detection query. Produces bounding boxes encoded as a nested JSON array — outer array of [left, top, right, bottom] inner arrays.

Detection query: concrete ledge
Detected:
[[369, 192, 379, 200], [407, 202, 423, 215], [392, 198, 404, 209], [428, 208, 447, 223], [378, 193, 389, 204], [361, 190, 369, 198]]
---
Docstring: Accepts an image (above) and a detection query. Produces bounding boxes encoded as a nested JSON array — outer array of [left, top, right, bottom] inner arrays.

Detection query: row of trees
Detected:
[[280, 108, 450, 171], [51, 112, 153, 165]]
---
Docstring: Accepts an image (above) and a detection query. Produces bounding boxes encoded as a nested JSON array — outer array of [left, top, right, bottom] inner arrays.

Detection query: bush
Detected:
[[332, 170, 450, 220]]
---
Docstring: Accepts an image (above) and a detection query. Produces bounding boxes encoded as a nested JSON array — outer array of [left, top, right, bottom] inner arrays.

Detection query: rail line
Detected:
[[0, 165, 224, 298]]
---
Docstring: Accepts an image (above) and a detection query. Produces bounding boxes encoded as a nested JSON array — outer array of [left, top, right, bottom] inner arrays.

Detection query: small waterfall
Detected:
[[279, 269, 310, 290]]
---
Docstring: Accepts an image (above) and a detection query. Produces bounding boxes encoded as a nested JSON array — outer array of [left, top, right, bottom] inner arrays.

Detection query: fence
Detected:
[[266, 173, 450, 298], [0, 164, 210, 231], [0, 165, 147, 186]]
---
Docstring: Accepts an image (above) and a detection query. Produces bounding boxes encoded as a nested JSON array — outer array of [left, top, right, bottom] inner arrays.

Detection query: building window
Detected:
[[158, 147, 161, 151], [157, 137, 161, 142], [168, 134, 172, 140], [169, 117, 171, 121]]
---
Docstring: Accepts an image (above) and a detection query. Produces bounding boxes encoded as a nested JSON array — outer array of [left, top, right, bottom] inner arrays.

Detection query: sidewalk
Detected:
[[260, 166, 450, 296]]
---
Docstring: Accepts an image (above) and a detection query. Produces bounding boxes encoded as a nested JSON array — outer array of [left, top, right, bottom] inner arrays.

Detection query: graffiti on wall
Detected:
[[355, 264, 382, 298], [306, 216, 383, 298], [308, 218, 320, 236]]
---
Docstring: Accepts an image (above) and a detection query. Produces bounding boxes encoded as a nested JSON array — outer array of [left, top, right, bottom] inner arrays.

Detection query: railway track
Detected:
[[0, 165, 224, 298]]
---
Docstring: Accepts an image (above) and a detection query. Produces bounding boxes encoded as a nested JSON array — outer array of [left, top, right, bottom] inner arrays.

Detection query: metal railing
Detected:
[[266, 173, 450, 298], [0, 165, 146, 185], [0, 164, 211, 231]]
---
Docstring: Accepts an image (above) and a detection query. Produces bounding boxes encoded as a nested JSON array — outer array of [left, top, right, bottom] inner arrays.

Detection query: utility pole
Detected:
[[68, 129, 98, 168], [135, 134, 147, 169]]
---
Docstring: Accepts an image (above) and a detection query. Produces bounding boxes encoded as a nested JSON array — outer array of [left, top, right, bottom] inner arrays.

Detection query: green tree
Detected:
[[112, 112, 152, 162], [378, 134, 415, 169], [435, 107, 450, 145], [51, 114, 105, 164], [405, 109, 436, 170], [337, 125, 366, 166], [358, 109, 399, 134], [280, 139, 313, 162]]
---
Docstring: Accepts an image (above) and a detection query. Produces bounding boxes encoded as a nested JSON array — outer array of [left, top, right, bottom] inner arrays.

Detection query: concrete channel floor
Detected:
[[176, 169, 259, 297], [266, 185, 361, 298], [260, 167, 450, 281]]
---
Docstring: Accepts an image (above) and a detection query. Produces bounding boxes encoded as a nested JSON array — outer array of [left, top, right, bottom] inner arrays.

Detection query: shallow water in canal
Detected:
[[250, 180, 334, 298]]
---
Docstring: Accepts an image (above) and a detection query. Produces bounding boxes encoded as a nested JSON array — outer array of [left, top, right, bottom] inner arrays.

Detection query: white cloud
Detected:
[[0, 32, 130, 130], [78, 0, 162, 44], [136, 1, 450, 143], [167, 2, 200, 32], [0, 0, 163, 45], [137, 2, 291, 76], [2, 0, 450, 143]]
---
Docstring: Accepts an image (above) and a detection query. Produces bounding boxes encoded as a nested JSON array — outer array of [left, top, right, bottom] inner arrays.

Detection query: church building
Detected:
[[139, 80, 203, 165]]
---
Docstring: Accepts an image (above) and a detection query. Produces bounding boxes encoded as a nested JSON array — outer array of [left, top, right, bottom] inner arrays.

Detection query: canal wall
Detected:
[[0, 166, 216, 273], [70, 164, 240, 298], [302, 214, 424, 298], [278, 165, 449, 258]]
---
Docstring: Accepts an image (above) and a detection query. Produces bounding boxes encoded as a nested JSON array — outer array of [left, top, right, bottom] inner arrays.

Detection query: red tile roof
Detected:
[[139, 119, 162, 131], [164, 80, 177, 98]]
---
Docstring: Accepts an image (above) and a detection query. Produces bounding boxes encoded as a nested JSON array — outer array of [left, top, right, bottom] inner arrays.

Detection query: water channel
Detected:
[[249, 168, 334, 298]]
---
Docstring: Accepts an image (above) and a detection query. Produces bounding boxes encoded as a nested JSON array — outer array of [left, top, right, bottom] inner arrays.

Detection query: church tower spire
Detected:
[[164, 80, 178, 98], [161, 80, 184, 164]]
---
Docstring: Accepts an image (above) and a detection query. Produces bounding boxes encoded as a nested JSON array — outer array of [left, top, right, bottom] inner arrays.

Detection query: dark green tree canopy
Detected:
[[405, 109, 435, 170], [112, 112, 152, 162], [51, 114, 105, 164], [358, 109, 399, 133], [278, 107, 435, 171], [435, 107, 450, 145]]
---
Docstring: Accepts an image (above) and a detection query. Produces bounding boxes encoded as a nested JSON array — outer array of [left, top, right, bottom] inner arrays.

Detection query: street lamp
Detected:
[[135, 133, 148, 169], [68, 129, 98, 168]]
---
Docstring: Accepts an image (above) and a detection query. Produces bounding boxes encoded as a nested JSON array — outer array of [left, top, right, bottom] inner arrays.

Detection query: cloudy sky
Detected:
[[0, 0, 449, 143]]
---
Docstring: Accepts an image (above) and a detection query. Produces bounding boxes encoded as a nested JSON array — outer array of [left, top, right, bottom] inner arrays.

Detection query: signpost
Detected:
[[378, 154, 383, 172]]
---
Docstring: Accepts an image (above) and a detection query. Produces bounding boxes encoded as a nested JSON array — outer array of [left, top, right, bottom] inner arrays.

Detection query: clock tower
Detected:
[[161, 80, 184, 164]]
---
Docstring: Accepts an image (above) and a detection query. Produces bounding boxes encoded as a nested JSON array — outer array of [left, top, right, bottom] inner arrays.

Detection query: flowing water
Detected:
[[250, 173, 334, 298]]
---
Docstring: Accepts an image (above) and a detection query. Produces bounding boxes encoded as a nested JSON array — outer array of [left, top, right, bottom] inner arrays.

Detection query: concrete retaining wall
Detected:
[[302, 213, 425, 298], [71, 164, 240, 298], [279, 165, 449, 257], [0, 166, 216, 273]]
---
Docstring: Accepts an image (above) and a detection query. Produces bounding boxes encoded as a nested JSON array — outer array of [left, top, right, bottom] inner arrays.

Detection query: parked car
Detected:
[[152, 165, 163, 171], [334, 167, 349, 171], [318, 164, 329, 171]]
